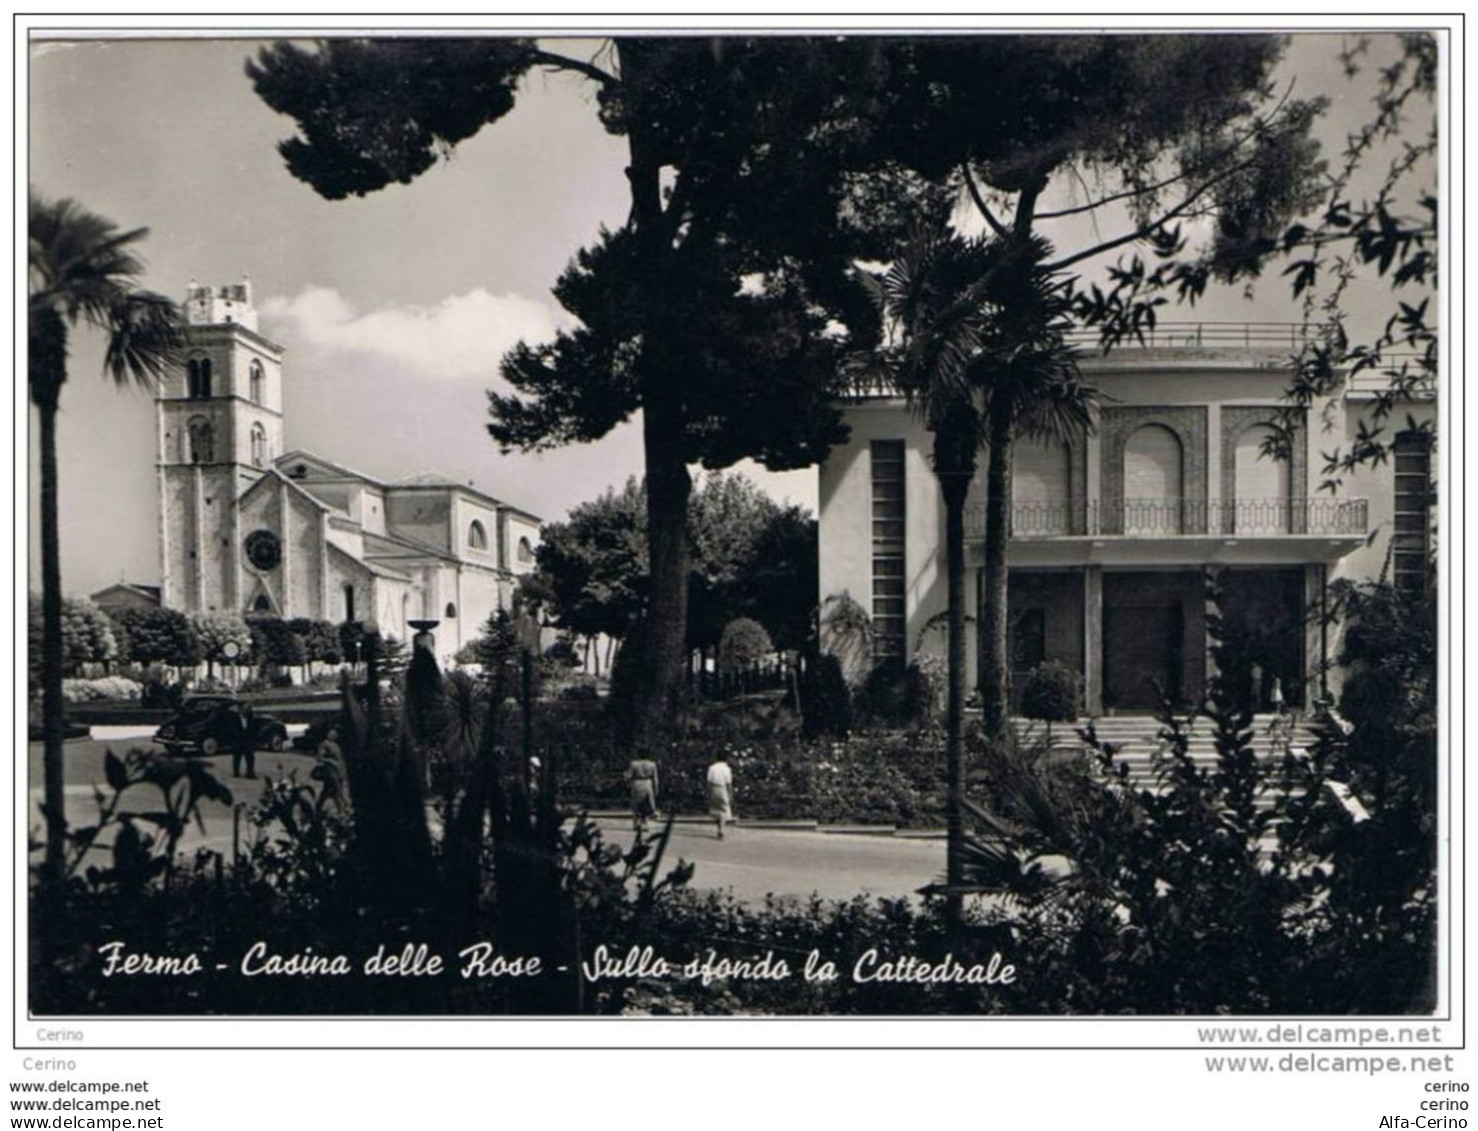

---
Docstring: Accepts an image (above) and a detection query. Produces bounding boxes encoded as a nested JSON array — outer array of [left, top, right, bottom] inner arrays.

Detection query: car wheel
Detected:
[[268, 732, 285, 753], [200, 736, 221, 757]]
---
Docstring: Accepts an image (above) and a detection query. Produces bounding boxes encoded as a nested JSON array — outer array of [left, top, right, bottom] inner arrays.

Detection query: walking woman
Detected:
[[627, 754, 660, 832], [706, 756, 734, 839]]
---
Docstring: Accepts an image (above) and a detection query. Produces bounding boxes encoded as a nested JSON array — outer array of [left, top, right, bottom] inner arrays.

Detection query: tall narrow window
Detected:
[[468, 520, 488, 551], [186, 416, 214, 464], [1392, 431, 1433, 592], [870, 440, 906, 658], [186, 357, 212, 399], [249, 360, 264, 405], [250, 423, 267, 468], [1012, 435, 1071, 535], [1124, 424, 1183, 534], [1233, 423, 1291, 533], [343, 584, 356, 623]]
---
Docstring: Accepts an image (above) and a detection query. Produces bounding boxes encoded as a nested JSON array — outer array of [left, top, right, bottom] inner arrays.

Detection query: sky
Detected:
[[26, 31, 1435, 597]]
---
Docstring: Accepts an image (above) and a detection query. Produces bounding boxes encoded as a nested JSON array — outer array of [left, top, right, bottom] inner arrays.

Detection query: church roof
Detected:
[[238, 466, 333, 512], [90, 582, 161, 606], [393, 471, 464, 488], [327, 542, 413, 582], [275, 449, 388, 488], [363, 528, 459, 564], [273, 451, 541, 523]]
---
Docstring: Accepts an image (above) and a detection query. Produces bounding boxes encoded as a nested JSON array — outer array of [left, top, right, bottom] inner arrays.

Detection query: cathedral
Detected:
[[148, 278, 541, 660]]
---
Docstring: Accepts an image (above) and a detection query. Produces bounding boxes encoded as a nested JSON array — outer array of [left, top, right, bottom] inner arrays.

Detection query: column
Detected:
[[1083, 565, 1103, 715], [191, 466, 205, 611], [1205, 403, 1223, 533], [278, 478, 292, 615], [1084, 403, 1102, 534], [1305, 563, 1326, 706]]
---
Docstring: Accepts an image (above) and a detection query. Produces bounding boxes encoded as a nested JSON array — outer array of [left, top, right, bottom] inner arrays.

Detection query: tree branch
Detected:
[[962, 163, 1009, 237], [527, 47, 618, 88], [1043, 152, 1263, 273], [1035, 91, 1298, 221]]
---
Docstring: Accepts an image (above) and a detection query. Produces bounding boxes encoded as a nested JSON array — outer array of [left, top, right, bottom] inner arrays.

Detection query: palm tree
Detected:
[[850, 226, 1090, 922], [29, 192, 182, 880], [973, 258, 1095, 747]]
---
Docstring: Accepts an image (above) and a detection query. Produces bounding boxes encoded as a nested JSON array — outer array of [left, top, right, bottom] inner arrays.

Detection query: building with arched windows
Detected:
[[152, 279, 541, 658], [817, 323, 1435, 714]]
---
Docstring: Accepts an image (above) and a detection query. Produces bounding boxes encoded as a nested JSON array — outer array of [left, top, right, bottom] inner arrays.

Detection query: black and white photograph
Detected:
[[24, 22, 1448, 1030]]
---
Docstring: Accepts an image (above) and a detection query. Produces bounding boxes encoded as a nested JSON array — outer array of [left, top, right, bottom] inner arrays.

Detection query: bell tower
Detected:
[[157, 278, 287, 614]]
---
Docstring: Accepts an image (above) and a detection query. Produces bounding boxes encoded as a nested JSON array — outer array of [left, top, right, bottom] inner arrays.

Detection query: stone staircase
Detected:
[[1014, 713, 1318, 790]]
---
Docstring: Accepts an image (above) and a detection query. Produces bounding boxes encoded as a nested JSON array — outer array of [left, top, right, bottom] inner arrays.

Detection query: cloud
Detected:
[[259, 285, 570, 385]]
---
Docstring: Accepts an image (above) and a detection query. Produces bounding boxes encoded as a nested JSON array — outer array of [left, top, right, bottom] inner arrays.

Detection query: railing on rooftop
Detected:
[[846, 322, 1316, 398], [1064, 321, 1312, 350], [964, 497, 1369, 539]]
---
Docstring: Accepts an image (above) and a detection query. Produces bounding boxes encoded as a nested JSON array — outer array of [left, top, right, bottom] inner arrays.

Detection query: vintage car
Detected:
[[153, 695, 289, 756]]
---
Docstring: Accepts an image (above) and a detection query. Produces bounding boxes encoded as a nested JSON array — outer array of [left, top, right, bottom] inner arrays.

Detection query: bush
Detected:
[[113, 607, 201, 668], [1020, 661, 1082, 724], [60, 676, 143, 703], [558, 676, 601, 701], [801, 653, 851, 739], [818, 592, 873, 687], [855, 656, 940, 728], [719, 617, 772, 675]]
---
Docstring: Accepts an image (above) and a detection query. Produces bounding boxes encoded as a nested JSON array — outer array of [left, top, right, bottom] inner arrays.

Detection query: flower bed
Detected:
[[543, 706, 947, 828]]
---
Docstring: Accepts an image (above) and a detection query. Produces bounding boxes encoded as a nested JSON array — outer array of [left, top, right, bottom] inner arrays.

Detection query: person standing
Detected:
[[312, 726, 345, 809], [706, 757, 734, 840], [627, 754, 660, 832], [231, 702, 257, 780]]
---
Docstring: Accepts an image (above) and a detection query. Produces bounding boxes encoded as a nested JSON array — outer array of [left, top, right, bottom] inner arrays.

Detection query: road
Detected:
[[27, 735, 946, 903]]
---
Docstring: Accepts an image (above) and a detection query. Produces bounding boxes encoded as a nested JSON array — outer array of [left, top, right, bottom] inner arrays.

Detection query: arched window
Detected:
[[1012, 435, 1072, 535], [186, 357, 212, 399], [517, 536, 535, 564], [249, 360, 264, 406], [186, 416, 214, 464], [252, 594, 271, 613], [468, 520, 488, 551], [250, 423, 267, 469], [1124, 424, 1183, 534], [445, 602, 458, 619], [1233, 424, 1290, 533]]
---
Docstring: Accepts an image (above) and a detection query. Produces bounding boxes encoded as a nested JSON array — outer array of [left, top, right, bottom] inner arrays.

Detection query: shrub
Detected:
[[60, 676, 143, 703], [719, 617, 772, 676], [191, 613, 253, 671], [559, 676, 601, 701], [855, 655, 940, 728], [248, 616, 307, 676], [801, 653, 851, 739], [1020, 661, 1082, 725], [903, 653, 945, 722], [818, 592, 873, 687], [113, 607, 201, 668]]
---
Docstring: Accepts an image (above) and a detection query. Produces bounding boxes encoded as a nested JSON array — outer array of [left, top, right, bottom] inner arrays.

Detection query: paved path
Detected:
[[28, 738, 945, 903], [591, 817, 944, 903]]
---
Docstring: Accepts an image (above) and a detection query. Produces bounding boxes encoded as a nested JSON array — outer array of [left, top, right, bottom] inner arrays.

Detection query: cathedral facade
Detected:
[[154, 279, 540, 659]]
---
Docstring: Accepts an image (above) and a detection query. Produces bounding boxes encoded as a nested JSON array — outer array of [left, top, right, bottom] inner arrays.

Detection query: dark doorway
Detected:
[[1103, 603, 1184, 710], [1215, 568, 1306, 712]]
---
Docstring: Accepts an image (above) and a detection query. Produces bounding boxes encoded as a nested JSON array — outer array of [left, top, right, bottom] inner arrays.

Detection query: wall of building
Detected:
[[504, 511, 542, 575], [386, 491, 452, 554], [818, 403, 945, 664], [453, 494, 504, 570]]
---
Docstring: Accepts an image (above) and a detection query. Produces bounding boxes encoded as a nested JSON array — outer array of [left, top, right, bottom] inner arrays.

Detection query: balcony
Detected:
[[965, 497, 1370, 540]]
